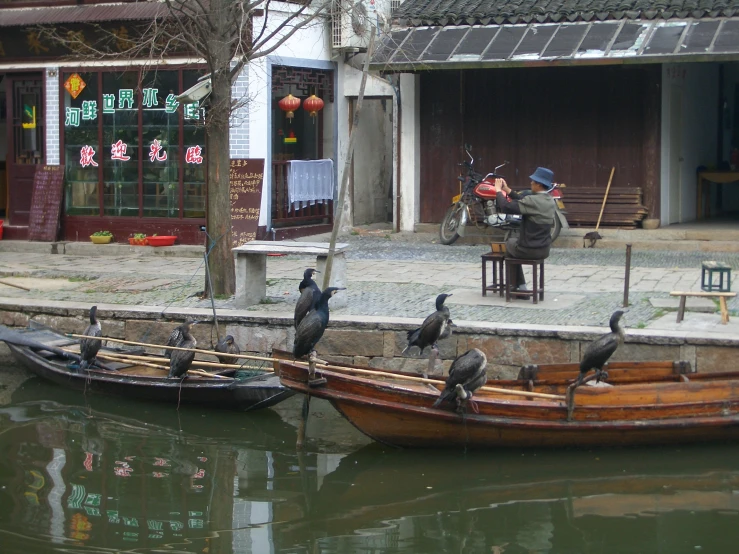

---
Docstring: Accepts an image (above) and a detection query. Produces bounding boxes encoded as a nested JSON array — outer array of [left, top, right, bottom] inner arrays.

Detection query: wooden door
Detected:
[[6, 76, 44, 227]]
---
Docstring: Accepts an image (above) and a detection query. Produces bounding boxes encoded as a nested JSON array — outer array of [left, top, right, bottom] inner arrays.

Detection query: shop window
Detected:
[[63, 72, 98, 215], [62, 68, 206, 219]]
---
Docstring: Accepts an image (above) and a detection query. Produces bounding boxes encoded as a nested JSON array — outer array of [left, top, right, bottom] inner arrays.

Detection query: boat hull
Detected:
[[275, 358, 739, 448], [7, 333, 293, 412]]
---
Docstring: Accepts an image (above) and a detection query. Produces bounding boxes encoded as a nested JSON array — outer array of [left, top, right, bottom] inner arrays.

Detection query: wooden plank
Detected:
[[670, 291, 736, 297]]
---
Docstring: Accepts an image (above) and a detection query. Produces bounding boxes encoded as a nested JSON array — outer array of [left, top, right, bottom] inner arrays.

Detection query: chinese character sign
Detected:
[[64, 73, 86, 99], [230, 159, 265, 248]]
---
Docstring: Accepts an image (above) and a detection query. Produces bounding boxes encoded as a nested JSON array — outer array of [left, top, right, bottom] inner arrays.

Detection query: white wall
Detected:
[[247, 8, 334, 228], [660, 62, 719, 225]]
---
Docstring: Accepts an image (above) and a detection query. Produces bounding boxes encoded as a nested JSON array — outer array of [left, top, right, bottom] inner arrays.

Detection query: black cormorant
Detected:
[[164, 320, 199, 359], [403, 293, 453, 355], [293, 287, 345, 359], [79, 305, 102, 370], [215, 334, 240, 364], [432, 348, 488, 412], [169, 326, 197, 378], [576, 310, 626, 386], [294, 268, 321, 328]]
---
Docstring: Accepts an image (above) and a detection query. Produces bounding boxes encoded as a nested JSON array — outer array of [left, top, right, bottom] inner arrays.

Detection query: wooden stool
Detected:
[[505, 258, 545, 304], [701, 261, 731, 292], [482, 252, 506, 297]]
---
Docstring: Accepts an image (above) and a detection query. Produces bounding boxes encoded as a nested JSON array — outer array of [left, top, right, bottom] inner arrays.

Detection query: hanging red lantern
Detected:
[[303, 94, 324, 118], [278, 94, 301, 121]]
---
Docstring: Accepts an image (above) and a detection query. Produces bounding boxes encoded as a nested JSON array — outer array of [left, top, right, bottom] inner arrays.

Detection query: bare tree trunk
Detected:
[[204, 0, 236, 297]]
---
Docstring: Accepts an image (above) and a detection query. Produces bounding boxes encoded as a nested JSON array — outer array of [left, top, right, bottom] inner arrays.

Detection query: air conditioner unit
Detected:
[[331, 0, 391, 51]]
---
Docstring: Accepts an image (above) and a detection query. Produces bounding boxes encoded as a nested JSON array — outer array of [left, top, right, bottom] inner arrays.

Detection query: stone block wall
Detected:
[[1, 303, 736, 377]]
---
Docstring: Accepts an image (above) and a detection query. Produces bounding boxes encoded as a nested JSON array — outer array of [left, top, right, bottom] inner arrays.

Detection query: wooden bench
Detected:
[[232, 241, 349, 308], [670, 290, 737, 324]]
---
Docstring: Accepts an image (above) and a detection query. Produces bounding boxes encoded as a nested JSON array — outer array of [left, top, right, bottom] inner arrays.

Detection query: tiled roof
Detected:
[[0, 2, 168, 27], [393, 0, 739, 27]]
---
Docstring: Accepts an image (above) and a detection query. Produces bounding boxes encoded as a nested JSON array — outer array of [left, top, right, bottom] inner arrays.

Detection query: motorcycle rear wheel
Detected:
[[439, 204, 464, 245], [551, 213, 562, 242]]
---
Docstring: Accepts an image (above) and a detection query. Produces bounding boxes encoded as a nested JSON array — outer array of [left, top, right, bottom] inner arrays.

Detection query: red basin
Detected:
[[146, 235, 177, 247]]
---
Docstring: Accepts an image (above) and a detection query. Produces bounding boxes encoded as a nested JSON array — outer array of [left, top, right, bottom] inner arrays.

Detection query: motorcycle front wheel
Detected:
[[439, 203, 465, 245]]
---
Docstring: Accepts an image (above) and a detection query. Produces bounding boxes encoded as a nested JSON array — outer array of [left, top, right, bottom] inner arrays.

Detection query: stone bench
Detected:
[[670, 290, 737, 324], [233, 241, 349, 308]]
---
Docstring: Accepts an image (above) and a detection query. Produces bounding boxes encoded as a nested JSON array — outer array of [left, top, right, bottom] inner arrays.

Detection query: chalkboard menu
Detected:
[[28, 165, 65, 242], [230, 159, 265, 247]]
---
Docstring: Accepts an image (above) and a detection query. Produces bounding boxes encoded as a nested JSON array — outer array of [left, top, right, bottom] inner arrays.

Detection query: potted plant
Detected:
[[129, 233, 148, 246], [90, 231, 113, 244]]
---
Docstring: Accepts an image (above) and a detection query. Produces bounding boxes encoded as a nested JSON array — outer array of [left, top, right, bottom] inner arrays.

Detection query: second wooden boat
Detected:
[[273, 350, 739, 448]]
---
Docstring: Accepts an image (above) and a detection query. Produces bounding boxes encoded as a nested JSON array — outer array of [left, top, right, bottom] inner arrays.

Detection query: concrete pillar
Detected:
[[234, 253, 266, 307], [399, 73, 420, 232]]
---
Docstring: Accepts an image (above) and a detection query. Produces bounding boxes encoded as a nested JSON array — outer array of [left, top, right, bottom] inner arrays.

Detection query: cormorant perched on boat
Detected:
[[164, 320, 199, 359], [402, 293, 453, 355], [293, 287, 345, 359], [169, 325, 197, 379], [79, 305, 102, 370], [294, 268, 321, 328], [432, 348, 488, 412], [215, 335, 240, 364], [576, 310, 626, 386]]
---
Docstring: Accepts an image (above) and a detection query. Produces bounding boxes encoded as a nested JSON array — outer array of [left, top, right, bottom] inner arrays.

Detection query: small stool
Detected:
[[701, 261, 731, 292], [482, 252, 506, 297], [505, 258, 545, 304]]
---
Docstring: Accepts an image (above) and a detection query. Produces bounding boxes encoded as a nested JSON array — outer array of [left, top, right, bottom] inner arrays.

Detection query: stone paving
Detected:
[[0, 231, 738, 333]]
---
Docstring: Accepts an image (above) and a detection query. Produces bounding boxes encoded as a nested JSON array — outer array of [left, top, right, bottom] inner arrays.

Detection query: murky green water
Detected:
[[2, 364, 739, 553]]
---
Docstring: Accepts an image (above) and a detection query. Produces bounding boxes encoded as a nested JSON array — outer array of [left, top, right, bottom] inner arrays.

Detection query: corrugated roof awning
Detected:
[[370, 18, 739, 71], [0, 2, 167, 27]]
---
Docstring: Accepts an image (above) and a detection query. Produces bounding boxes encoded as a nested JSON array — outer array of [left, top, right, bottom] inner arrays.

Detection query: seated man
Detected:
[[493, 167, 556, 292]]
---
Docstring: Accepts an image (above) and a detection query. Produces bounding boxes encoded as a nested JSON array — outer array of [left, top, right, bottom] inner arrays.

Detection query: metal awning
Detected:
[[370, 18, 739, 70]]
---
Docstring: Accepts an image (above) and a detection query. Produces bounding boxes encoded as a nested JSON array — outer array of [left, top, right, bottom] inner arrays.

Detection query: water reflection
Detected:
[[2, 371, 739, 553]]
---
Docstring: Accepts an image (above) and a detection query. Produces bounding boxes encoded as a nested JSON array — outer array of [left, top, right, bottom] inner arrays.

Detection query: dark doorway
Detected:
[[5, 75, 44, 230]]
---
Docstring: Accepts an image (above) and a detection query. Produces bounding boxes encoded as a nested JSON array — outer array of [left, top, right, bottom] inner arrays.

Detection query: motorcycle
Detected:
[[439, 145, 569, 245]]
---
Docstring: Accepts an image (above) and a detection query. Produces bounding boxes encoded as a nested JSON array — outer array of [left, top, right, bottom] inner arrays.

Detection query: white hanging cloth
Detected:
[[287, 159, 334, 211]]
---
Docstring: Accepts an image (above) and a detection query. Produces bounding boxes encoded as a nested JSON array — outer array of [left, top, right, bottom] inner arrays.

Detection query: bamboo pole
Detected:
[[322, 27, 375, 290], [68, 336, 565, 400], [83, 351, 231, 379], [66, 334, 273, 362], [290, 361, 566, 401], [84, 349, 269, 372], [0, 279, 31, 291]]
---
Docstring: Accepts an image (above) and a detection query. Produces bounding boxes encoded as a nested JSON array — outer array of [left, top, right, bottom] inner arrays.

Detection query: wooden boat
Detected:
[[273, 349, 739, 448], [1, 323, 294, 411]]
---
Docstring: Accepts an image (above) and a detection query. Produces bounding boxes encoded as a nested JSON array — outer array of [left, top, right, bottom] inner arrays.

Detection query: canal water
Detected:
[[2, 364, 739, 553]]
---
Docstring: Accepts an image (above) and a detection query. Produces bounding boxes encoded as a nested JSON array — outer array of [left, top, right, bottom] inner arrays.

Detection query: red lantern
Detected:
[[303, 94, 324, 118], [278, 94, 301, 121]]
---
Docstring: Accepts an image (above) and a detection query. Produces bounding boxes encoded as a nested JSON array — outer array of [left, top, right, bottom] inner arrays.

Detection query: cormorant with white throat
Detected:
[[432, 348, 488, 412], [294, 268, 321, 328], [576, 310, 626, 386], [79, 305, 102, 370], [293, 287, 345, 359]]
